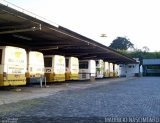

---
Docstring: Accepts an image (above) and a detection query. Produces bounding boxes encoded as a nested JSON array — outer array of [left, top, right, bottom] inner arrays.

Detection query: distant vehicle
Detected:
[[79, 60, 96, 80], [26, 51, 44, 84], [96, 59, 104, 78], [109, 62, 114, 77], [44, 55, 65, 82], [0, 46, 27, 86], [65, 57, 79, 80], [113, 64, 119, 77], [104, 61, 110, 77]]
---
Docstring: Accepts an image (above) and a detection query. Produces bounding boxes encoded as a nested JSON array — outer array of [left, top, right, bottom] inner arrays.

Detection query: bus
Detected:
[[44, 55, 65, 82], [113, 64, 119, 77], [0, 46, 27, 86], [109, 62, 114, 77], [26, 51, 44, 84], [79, 60, 96, 80], [104, 61, 110, 77], [96, 59, 104, 78], [65, 57, 79, 80]]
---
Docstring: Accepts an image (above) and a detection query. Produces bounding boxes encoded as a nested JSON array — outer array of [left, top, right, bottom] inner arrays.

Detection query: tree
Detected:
[[109, 37, 134, 50], [142, 46, 150, 52]]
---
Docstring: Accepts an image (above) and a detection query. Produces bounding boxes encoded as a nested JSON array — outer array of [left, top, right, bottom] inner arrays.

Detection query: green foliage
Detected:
[[110, 37, 160, 65], [118, 49, 160, 65], [109, 37, 134, 50]]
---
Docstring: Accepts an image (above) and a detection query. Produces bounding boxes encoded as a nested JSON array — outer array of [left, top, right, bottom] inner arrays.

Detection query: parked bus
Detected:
[[26, 51, 44, 84], [96, 59, 104, 78], [0, 46, 27, 86], [109, 62, 114, 77], [79, 60, 96, 80], [104, 61, 109, 77], [44, 55, 65, 82], [65, 57, 79, 80], [113, 64, 119, 77]]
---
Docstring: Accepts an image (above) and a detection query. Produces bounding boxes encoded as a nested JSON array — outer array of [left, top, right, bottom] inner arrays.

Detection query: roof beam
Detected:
[[0, 25, 41, 34]]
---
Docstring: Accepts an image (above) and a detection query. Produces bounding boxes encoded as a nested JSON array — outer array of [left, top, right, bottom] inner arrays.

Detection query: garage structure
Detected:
[[143, 59, 160, 76], [0, 1, 136, 64]]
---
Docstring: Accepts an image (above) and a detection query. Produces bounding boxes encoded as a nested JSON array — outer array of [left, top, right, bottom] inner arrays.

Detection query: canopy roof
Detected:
[[0, 1, 136, 64]]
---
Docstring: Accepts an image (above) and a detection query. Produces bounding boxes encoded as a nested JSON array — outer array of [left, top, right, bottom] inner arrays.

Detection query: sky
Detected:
[[4, 0, 160, 52]]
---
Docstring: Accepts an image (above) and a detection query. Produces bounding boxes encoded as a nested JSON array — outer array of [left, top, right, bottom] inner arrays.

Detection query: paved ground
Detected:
[[0, 77, 131, 105], [0, 77, 160, 123]]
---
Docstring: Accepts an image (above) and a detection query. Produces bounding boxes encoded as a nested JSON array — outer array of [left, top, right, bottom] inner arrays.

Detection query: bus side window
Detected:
[[79, 62, 88, 69], [66, 59, 69, 67], [0, 49, 2, 64], [96, 61, 98, 66], [44, 57, 52, 67]]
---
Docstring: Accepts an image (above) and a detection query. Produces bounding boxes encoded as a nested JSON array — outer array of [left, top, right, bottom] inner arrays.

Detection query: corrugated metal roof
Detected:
[[143, 59, 160, 65]]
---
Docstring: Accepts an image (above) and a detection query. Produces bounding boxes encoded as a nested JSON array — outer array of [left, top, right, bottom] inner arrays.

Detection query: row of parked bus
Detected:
[[79, 60, 119, 80], [0, 46, 119, 86]]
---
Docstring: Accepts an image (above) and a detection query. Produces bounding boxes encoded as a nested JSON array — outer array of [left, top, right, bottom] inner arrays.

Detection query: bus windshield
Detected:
[[29, 52, 44, 66], [5, 47, 26, 65]]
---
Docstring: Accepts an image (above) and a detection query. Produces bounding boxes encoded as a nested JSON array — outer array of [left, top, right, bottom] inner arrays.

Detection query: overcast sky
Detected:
[[5, 0, 160, 51]]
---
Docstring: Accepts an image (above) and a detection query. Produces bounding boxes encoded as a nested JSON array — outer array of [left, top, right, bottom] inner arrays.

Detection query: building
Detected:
[[143, 59, 160, 76], [119, 58, 140, 77]]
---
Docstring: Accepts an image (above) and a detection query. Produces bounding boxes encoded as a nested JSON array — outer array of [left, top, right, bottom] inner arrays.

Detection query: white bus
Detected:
[[79, 60, 96, 80], [109, 62, 114, 77], [26, 51, 44, 84], [65, 57, 79, 80], [0, 46, 27, 86], [44, 55, 65, 82], [113, 64, 119, 77], [104, 61, 110, 77], [96, 59, 104, 78]]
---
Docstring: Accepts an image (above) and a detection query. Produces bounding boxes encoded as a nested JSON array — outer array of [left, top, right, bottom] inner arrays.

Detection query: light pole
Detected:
[[100, 34, 107, 37]]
